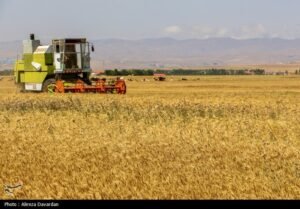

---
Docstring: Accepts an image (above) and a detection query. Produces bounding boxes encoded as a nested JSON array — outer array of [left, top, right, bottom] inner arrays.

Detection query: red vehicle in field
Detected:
[[153, 73, 166, 81]]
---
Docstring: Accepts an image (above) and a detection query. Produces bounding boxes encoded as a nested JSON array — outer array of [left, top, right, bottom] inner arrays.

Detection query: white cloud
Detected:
[[235, 24, 268, 39], [165, 24, 273, 39], [216, 27, 230, 37], [162, 24, 300, 40], [191, 26, 214, 38], [190, 25, 232, 39], [164, 25, 182, 34]]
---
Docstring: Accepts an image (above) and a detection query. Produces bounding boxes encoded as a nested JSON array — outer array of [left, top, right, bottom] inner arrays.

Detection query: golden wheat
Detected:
[[0, 75, 299, 199]]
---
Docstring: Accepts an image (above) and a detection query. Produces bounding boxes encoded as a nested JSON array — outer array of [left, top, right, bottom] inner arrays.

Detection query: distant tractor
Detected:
[[14, 34, 126, 94], [153, 73, 166, 81]]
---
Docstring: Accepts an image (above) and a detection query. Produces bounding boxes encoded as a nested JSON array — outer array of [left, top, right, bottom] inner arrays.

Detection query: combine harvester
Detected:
[[14, 34, 126, 94]]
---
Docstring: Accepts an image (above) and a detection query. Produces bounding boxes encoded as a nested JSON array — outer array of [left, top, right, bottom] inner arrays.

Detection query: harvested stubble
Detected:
[[0, 76, 300, 199]]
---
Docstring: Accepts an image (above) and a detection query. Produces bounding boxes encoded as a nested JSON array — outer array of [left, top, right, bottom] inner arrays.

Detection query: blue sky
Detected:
[[1, 0, 300, 41]]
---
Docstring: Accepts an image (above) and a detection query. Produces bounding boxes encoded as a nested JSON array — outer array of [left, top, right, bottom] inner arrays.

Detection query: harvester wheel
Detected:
[[43, 78, 56, 93], [16, 83, 25, 93]]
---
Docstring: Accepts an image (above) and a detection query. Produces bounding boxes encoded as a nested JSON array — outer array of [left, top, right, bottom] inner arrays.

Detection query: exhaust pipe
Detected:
[[30, 33, 35, 40]]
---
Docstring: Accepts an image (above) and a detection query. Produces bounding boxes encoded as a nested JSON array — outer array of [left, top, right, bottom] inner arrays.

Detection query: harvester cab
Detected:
[[14, 34, 126, 94]]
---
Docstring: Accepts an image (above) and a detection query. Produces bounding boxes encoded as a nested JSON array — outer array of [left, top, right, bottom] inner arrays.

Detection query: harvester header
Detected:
[[14, 34, 126, 94]]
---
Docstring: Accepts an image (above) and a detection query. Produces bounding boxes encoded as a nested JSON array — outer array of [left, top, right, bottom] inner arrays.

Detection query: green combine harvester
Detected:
[[14, 34, 126, 94]]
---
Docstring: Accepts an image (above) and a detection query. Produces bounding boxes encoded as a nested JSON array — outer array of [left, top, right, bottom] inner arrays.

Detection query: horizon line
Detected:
[[1, 36, 300, 43]]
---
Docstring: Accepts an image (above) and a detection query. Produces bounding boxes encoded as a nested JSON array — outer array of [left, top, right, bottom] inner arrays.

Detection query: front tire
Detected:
[[42, 78, 56, 93], [16, 83, 25, 93]]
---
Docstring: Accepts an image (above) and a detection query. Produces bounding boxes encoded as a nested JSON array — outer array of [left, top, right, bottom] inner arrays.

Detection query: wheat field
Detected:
[[0, 75, 299, 199]]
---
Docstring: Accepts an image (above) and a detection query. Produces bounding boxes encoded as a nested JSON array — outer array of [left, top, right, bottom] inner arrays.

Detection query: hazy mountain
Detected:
[[2, 38, 300, 70]]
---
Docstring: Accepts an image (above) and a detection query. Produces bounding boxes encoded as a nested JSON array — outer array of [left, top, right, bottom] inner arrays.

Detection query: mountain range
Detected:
[[1, 38, 300, 70]]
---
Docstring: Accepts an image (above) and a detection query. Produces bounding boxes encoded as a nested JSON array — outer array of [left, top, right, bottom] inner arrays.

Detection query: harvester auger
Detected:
[[14, 34, 126, 94]]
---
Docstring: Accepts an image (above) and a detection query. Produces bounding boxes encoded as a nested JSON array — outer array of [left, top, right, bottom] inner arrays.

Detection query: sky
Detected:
[[1, 0, 300, 41]]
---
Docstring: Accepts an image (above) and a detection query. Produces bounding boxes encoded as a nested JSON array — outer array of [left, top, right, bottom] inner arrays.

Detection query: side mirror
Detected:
[[91, 45, 95, 52]]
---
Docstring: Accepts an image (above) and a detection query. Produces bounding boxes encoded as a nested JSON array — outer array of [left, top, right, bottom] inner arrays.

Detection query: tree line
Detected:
[[104, 69, 266, 76], [0, 68, 267, 76], [0, 69, 13, 76]]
